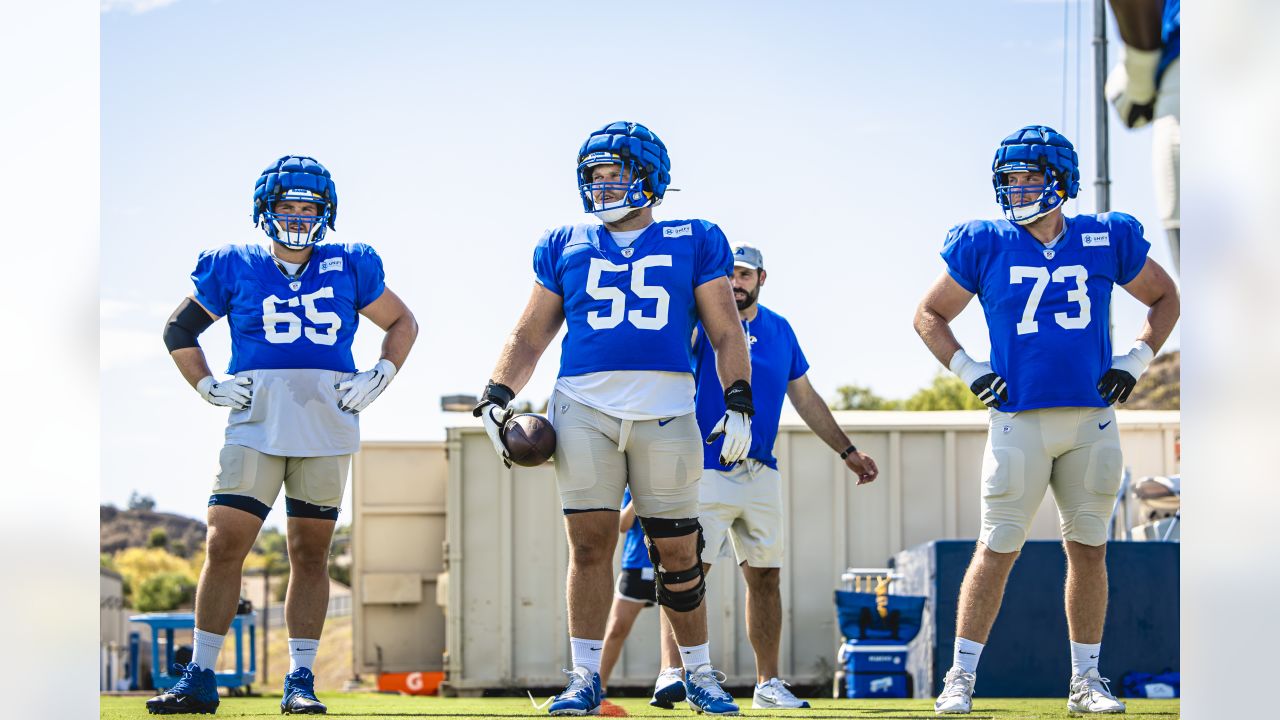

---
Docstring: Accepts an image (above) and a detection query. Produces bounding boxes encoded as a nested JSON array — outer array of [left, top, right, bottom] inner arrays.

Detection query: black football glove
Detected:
[[969, 373, 1009, 409]]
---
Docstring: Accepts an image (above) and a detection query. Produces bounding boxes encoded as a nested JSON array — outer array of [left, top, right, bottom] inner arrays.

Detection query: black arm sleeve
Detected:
[[162, 298, 216, 352]]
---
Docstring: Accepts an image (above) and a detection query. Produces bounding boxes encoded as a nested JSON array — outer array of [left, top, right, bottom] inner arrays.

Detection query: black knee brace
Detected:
[[637, 516, 706, 612]]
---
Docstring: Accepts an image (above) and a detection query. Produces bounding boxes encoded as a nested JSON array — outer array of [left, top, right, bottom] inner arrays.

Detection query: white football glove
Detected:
[[1105, 45, 1161, 129], [706, 380, 754, 465], [336, 359, 397, 414], [196, 375, 252, 411], [473, 381, 516, 468]]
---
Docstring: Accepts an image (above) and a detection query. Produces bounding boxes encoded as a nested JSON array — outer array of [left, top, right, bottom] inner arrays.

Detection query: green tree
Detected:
[[128, 491, 156, 512], [830, 385, 902, 411], [134, 572, 195, 612], [147, 527, 169, 549], [902, 372, 986, 411]]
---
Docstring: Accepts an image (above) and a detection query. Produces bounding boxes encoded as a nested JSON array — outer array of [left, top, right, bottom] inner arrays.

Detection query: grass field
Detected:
[[101, 693, 1180, 719]]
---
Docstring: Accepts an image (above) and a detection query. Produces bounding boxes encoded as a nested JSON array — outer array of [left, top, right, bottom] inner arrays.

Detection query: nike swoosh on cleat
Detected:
[[658, 417, 675, 426], [1090, 654, 1099, 659], [958, 650, 975, 655], [1098, 421, 1112, 430]]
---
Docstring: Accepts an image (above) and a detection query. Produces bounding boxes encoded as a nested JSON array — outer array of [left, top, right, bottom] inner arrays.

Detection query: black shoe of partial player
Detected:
[[145, 663, 220, 715], [281, 667, 327, 714]]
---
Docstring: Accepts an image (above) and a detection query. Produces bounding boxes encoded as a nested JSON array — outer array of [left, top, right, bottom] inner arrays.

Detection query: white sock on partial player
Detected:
[[192, 628, 225, 670], [953, 637, 984, 674], [569, 637, 603, 675], [678, 643, 711, 673], [288, 638, 320, 673], [1070, 641, 1102, 676]]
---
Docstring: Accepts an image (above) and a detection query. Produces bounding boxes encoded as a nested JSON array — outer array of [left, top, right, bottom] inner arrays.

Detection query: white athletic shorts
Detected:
[[980, 406, 1123, 553], [697, 460, 785, 568]]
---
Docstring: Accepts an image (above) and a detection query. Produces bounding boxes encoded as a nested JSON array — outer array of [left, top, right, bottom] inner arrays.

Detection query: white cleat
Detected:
[[934, 666, 975, 714], [1067, 668, 1126, 714], [752, 677, 810, 709]]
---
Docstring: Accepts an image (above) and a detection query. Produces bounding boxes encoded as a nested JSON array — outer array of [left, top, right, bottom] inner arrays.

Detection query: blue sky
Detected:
[[101, 0, 1178, 520]]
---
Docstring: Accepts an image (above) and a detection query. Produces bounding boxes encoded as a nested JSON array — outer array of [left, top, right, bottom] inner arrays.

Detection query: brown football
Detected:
[[502, 413, 556, 467]]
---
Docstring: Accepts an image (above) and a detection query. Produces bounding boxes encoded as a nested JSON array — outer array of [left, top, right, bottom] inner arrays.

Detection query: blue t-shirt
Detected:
[[940, 213, 1150, 412], [532, 220, 733, 378], [620, 489, 651, 570], [192, 242, 386, 374], [693, 304, 810, 471], [1158, 0, 1179, 85]]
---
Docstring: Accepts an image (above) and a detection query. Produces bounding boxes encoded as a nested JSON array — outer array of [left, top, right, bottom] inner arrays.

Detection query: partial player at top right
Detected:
[[912, 125, 1179, 716]]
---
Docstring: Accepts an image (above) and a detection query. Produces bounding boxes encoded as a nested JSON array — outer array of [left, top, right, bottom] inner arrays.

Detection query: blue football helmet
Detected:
[[253, 155, 338, 249], [577, 122, 671, 223], [991, 125, 1080, 225]]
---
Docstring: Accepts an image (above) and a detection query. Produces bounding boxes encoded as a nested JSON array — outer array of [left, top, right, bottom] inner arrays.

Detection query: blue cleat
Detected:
[[281, 667, 327, 714], [145, 663, 220, 715], [684, 665, 739, 716], [547, 667, 602, 716], [650, 666, 687, 709]]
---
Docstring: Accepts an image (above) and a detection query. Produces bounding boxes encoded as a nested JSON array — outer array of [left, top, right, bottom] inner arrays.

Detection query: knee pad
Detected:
[[982, 524, 1028, 554], [638, 516, 706, 612]]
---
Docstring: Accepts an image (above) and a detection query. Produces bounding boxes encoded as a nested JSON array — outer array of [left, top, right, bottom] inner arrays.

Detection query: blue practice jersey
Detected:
[[620, 489, 652, 570], [941, 213, 1150, 412], [533, 220, 733, 378], [1158, 0, 1180, 85], [192, 242, 386, 374], [694, 304, 809, 471]]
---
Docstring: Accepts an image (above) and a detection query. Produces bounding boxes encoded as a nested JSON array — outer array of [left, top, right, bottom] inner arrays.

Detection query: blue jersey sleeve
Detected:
[[694, 222, 733, 286], [940, 223, 981, 294], [532, 228, 564, 296], [348, 244, 387, 309], [191, 247, 232, 317], [786, 321, 810, 381], [1110, 213, 1152, 285]]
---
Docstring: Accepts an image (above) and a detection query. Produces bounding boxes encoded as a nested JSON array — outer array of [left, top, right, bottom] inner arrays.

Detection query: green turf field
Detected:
[[101, 693, 1180, 718]]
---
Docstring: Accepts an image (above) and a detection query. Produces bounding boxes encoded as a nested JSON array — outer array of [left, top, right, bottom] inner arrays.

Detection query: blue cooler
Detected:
[[839, 641, 912, 698]]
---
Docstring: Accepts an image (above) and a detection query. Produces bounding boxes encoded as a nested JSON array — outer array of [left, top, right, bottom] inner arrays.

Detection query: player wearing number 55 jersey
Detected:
[[913, 126, 1178, 715], [148, 156, 418, 716], [473, 122, 751, 716]]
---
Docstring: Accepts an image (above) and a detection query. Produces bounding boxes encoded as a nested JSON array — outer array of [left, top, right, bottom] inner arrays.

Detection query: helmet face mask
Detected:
[[991, 125, 1080, 226], [576, 122, 671, 223], [252, 155, 338, 249]]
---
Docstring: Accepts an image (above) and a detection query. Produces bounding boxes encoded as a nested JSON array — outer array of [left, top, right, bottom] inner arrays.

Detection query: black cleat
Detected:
[[145, 663, 220, 715]]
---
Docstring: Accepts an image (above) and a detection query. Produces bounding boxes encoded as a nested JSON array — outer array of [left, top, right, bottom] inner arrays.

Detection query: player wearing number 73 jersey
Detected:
[[913, 126, 1178, 715], [149, 155, 417, 716]]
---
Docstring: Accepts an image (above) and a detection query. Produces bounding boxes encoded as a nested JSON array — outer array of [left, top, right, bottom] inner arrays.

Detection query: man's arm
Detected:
[[913, 272, 975, 366], [1108, 0, 1164, 50], [1120, 257, 1180, 353], [488, 283, 566, 394], [359, 286, 419, 370], [787, 374, 878, 484], [167, 297, 220, 388], [694, 276, 749, 386], [619, 501, 636, 534]]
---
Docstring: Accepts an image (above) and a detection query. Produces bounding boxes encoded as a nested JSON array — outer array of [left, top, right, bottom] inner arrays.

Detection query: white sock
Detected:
[[192, 628, 225, 670], [569, 637, 603, 675], [953, 637, 984, 675], [678, 643, 711, 673], [1070, 641, 1101, 675], [288, 637, 320, 673]]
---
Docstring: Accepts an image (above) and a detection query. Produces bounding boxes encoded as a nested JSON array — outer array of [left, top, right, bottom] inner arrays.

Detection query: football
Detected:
[[502, 413, 556, 467]]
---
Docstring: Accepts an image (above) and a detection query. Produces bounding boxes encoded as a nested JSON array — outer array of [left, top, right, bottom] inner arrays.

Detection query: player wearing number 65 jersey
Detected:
[[913, 126, 1178, 715], [148, 156, 417, 716], [473, 121, 751, 716]]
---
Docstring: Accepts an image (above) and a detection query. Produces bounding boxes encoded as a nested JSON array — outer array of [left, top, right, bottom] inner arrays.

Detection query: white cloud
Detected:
[[101, 0, 178, 14]]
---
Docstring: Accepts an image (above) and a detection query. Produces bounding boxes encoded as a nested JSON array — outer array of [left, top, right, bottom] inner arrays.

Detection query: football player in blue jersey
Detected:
[[473, 121, 751, 716], [1106, 0, 1180, 272], [914, 126, 1179, 715], [149, 156, 418, 715], [653, 242, 879, 710]]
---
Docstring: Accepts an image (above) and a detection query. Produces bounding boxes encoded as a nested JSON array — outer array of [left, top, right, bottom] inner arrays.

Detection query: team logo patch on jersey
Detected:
[[621, 247, 635, 258], [1081, 232, 1110, 247], [319, 257, 344, 274], [289, 281, 302, 291], [662, 224, 692, 238]]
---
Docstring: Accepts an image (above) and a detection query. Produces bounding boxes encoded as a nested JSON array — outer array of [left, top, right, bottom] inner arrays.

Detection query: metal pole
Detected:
[[1093, 0, 1111, 213], [262, 564, 270, 684]]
